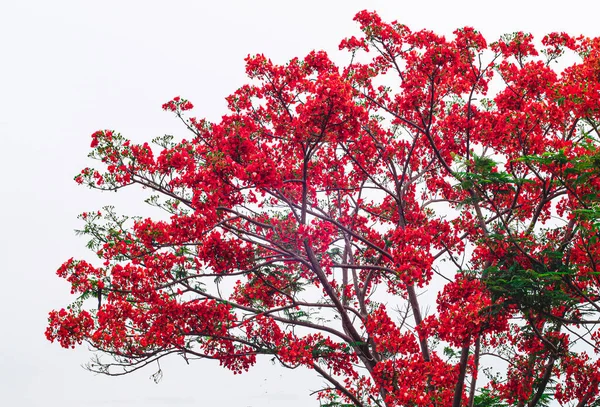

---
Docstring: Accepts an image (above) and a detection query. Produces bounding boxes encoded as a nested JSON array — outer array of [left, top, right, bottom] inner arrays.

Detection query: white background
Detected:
[[1, 1, 598, 406]]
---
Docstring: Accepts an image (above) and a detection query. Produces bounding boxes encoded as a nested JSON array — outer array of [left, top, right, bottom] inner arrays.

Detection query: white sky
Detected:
[[1, 1, 599, 406]]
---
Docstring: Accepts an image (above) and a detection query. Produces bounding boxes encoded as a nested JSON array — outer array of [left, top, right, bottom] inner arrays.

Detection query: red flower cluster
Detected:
[[162, 96, 193, 112]]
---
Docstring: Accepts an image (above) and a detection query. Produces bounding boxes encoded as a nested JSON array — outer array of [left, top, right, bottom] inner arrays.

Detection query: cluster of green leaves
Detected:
[[453, 153, 533, 206], [484, 260, 576, 316]]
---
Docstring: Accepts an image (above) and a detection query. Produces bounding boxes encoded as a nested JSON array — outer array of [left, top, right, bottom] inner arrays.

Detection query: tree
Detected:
[[47, 10, 600, 407]]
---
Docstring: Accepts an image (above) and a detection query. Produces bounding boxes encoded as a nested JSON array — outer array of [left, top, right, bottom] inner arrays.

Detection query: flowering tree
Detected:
[[47, 11, 600, 407]]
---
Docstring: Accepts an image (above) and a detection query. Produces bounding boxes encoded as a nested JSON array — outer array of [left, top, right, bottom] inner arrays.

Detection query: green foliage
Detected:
[[473, 389, 508, 407], [454, 153, 532, 204], [484, 259, 576, 316], [518, 147, 600, 192]]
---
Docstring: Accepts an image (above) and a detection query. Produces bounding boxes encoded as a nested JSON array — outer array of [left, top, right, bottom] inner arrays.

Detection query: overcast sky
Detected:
[[1, 1, 599, 406]]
